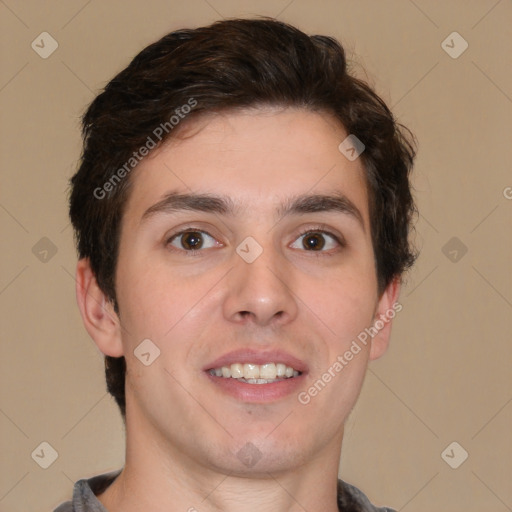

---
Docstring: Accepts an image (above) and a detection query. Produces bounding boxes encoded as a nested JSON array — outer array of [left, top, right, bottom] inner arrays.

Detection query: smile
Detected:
[[208, 362, 301, 384]]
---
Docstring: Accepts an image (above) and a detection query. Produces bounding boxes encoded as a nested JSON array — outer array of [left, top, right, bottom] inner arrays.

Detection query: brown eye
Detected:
[[167, 230, 218, 252], [181, 231, 203, 250], [290, 230, 341, 252], [302, 232, 326, 250]]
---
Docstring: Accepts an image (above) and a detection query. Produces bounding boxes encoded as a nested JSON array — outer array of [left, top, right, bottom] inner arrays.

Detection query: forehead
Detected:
[[123, 107, 369, 225]]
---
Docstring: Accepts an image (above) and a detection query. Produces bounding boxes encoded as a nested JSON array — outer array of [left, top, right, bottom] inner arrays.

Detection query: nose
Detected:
[[222, 242, 299, 327]]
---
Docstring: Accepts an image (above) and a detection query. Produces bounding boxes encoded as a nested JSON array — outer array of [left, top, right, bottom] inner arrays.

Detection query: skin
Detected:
[[76, 107, 400, 512]]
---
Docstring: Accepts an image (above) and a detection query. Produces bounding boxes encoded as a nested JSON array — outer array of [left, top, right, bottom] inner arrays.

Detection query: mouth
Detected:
[[204, 350, 307, 402], [208, 362, 301, 384]]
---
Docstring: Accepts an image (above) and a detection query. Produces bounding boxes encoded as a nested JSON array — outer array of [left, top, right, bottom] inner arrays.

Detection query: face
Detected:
[[88, 107, 398, 476]]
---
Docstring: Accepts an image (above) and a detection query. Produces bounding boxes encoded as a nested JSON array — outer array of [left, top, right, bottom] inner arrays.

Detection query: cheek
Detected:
[[116, 256, 225, 349], [302, 265, 377, 344], [115, 258, 181, 341]]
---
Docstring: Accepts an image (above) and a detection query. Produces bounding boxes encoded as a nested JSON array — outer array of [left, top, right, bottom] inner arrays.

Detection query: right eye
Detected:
[[166, 229, 221, 253]]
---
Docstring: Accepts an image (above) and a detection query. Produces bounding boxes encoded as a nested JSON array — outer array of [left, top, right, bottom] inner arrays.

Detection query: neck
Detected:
[[97, 412, 343, 512]]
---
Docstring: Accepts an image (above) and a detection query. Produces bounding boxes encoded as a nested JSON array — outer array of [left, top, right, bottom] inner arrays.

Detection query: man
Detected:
[[57, 16, 417, 512]]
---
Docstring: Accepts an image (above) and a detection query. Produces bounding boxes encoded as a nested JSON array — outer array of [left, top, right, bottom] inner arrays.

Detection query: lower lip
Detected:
[[205, 372, 306, 402]]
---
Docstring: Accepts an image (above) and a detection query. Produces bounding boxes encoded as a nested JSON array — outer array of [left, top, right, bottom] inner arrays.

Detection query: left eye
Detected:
[[167, 230, 219, 251], [290, 231, 340, 251]]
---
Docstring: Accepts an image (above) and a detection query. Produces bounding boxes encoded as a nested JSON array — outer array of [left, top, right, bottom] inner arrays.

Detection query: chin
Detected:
[[199, 431, 312, 477], [210, 446, 308, 478]]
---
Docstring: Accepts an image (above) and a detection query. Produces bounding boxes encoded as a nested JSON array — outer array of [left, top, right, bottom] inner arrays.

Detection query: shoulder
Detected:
[[338, 479, 396, 512], [52, 469, 122, 512]]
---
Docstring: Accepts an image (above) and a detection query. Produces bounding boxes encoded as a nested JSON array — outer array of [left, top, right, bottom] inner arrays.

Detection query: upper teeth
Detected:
[[209, 363, 300, 380]]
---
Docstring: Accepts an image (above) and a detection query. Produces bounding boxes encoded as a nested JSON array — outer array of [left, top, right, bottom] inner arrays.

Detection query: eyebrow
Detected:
[[140, 190, 365, 232]]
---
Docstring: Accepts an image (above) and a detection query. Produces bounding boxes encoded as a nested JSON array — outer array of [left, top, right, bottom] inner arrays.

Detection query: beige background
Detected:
[[1, 1, 511, 511]]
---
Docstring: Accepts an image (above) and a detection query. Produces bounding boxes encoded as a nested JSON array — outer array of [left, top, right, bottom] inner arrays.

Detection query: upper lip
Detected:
[[204, 348, 308, 374]]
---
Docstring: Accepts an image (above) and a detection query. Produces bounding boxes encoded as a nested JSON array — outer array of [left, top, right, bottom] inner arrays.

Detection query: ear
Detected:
[[369, 277, 401, 361], [75, 258, 124, 357]]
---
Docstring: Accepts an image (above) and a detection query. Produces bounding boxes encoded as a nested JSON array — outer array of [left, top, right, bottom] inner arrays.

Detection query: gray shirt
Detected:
[[54, 470, 396, 512]]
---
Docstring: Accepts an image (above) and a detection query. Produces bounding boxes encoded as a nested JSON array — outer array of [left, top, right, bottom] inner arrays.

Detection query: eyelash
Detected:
[[165, 225, 346, 257]]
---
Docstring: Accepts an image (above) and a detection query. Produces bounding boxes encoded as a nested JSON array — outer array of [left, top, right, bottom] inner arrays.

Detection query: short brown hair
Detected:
[[69, 17, 417, 418]]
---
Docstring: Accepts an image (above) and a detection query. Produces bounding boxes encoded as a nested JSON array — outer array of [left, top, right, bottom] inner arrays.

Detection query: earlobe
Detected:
[[75, 258, 124, 358], [369, 277, 401, 361]]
